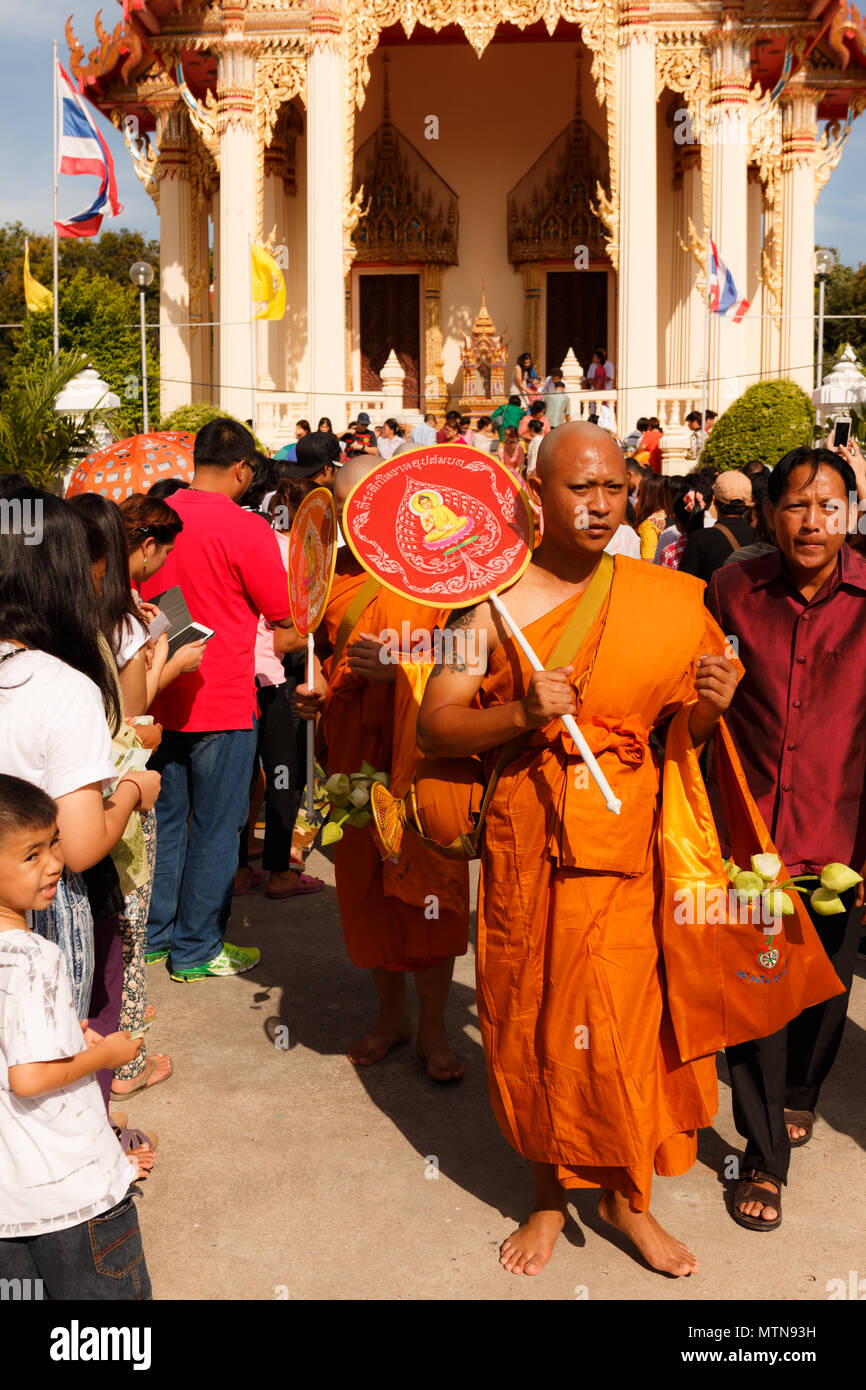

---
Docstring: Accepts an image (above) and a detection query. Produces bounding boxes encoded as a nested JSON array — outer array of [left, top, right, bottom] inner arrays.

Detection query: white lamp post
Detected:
[[129, 260, 155, 433], [813, 249, 836, 392]]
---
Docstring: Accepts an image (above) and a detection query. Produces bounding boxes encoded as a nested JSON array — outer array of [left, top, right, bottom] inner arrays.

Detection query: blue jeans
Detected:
[[0, 1192, 151, 1300], [147, 726, 257, 971]]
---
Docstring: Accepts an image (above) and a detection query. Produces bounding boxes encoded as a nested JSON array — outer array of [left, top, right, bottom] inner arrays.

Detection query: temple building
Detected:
[[68, 0, 866, 451]]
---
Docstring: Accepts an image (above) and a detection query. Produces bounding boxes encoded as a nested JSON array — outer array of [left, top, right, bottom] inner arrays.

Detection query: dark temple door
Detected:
[[545, 270, 608, 379], [359, 273, 420, 411]]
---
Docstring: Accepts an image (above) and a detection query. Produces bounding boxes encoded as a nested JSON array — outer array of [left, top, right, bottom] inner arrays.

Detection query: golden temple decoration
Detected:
[[254, 49, 307, 237], [458, 290, 509, 414]]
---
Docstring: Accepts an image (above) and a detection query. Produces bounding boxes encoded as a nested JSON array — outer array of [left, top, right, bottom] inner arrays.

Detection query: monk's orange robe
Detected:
[[319, 560, 469, 971], [476, 556, 728, 1211]]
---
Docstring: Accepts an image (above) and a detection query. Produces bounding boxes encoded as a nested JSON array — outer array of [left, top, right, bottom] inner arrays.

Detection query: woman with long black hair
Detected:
[[67, 494, 175, 1107], [0, 488, 161, 1171]]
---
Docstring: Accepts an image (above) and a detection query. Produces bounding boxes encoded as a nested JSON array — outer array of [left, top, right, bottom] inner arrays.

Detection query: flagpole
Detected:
[[699, 229, 712, 458], [52, 40, 59, 360]]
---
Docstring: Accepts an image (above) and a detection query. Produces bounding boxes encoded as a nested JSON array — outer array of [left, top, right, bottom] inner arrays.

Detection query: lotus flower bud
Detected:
[[371, 771, 390, 788], [819, 862, 863, 894], [349, 786, 370, 808], [810, 887, 846, 915], [349, 772, 371, 788], [325, 773, 351, 803], [321, 821, 344, 846], [764, 889, 794, 918], [360, 760, 378, 778], [346, 808, 372, 828], [751, 854, 781, 882], [733, 870, 763, 901]]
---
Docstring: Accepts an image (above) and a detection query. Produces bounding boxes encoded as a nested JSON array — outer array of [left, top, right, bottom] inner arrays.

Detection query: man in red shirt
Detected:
[[708, 446, 864, 1231], [143, 419, 297, 982]]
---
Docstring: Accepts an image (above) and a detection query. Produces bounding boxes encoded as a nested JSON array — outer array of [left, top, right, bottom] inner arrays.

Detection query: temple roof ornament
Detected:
[[507, 57, 610, 266], [351, 55, 458, 266]]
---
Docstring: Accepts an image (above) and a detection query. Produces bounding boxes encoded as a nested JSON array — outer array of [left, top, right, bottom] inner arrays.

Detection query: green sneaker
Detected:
[[169, 942, 261, 983], [145, 949, 169, 964]]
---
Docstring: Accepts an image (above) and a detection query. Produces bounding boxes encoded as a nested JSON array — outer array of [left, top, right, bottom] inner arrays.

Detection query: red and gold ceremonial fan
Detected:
[[288, 486, 338, 818], [342, 445, 621, 814]]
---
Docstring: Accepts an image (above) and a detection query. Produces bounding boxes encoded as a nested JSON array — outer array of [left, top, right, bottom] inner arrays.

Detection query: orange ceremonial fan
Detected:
[[288, 486, 338, 818], [342, 445, 621, 815]]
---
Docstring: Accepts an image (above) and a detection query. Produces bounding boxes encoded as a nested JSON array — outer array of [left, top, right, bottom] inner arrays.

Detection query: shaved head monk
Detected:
[[296, 457, 470, 1081], [418, 422, 740, 1275]]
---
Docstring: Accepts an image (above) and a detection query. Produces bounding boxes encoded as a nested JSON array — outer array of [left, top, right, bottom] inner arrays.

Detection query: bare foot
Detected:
[[347, 1021, 412, 1067], [500, 1208, 567, 1276], [416, 1025, 466, 1082], [736, 1175, 779, 1223], [786, 1122, 807, 1142], [598, 1189, 699, 1276], [267, 868, 301, 893], [111, 1053, 172, 1096]]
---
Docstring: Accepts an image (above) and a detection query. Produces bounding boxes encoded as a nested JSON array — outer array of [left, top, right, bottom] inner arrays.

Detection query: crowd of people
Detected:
[[1, 394, 865, 1298]]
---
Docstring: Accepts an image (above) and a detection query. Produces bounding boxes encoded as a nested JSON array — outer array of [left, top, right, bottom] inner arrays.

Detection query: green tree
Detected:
[[159, 403, 266, 452], [0, 222, 159, 397], [10, 267, 158, 434], [701, 379, 815, 471], [815, 249, 866, 370], [0, 348, 101, 487]]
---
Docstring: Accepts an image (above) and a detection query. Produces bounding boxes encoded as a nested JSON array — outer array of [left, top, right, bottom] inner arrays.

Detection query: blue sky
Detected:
[[1, 0, 863, 266]]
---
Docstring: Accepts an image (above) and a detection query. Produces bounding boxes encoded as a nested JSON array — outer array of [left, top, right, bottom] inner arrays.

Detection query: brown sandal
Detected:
[[784, 1108, 813, 1147], [731, 1168, 782, 1231]]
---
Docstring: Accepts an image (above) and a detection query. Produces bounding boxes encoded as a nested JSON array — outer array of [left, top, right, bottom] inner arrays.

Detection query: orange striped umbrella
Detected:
[[66, 432, 195, 500]]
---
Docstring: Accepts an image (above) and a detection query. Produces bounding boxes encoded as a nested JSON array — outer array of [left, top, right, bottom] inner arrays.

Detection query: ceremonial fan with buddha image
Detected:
[[339, 445, 622, 857]]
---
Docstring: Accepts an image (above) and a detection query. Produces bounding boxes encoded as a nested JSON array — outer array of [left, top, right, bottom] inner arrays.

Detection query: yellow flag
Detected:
[[251, 243, 286, 322], [24, 239, 53, 314]]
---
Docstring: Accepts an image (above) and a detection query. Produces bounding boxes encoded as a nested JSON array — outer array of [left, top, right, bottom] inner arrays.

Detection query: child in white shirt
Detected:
[[0, 773, 151, 1298]]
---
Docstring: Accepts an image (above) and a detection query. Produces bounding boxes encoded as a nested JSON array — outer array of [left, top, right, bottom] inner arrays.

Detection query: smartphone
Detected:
[[834, 417, 852, 449]]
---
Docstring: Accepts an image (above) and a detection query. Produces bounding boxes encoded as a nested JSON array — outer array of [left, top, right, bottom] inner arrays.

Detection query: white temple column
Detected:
[[746, 165, 764, 394], [307, 11, 347, 428], [780, 75, 819, 393], [216, 30, 258, 422], [188, 171, 211, 404], [707, 28, 751, 410], [156, 109, 192, 417], [616, 18, 658, 429], [211, 188, 220, 405], [669, 148, 705, 392]]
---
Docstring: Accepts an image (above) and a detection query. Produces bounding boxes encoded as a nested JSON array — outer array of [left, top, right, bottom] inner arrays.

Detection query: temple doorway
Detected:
[[359, 273, 421, 410], [545, 271, 608, 379]]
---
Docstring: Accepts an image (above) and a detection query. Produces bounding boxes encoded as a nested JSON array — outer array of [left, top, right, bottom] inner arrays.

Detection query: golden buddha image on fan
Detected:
[[408, 489, 476, 550]]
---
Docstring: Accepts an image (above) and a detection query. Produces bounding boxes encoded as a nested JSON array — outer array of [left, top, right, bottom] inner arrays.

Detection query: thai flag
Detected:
[[709, 238, 749, 323], [55, 62, 122, 238]]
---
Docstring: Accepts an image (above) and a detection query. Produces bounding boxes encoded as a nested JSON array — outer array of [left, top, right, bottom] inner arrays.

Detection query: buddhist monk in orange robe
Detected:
[[418, 423, 741, 1275], [296, 460, 470, 1081]]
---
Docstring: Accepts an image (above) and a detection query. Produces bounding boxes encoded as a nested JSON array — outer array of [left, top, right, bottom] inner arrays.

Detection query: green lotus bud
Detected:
[[764, 889, 794, 917], [751, 853, 781, 882], [360, 760, 378, 779], [349, 773, 371, 789], [324, 773, 351, 802], [733, 870, 763, 901], [321, 821, 344, 846], [819, 862, 863, 894], [331, 806, 352, 826], [371, 771, 390, 788], [346, 808, 372, 828], [811, 887, 846, 916], [349, 786, 370, 808]]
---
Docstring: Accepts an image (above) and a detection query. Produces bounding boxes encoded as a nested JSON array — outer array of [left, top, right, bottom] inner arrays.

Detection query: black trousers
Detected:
[[725, 886, 861, 1183], [238, 677, 305, 873]]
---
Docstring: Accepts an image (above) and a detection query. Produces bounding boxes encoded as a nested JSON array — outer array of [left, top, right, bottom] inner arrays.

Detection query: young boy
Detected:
[[0, 774, 151, 1298]]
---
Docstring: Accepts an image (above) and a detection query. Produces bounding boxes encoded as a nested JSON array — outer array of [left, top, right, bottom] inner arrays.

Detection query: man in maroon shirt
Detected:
[[708, 446, 864, 1231]]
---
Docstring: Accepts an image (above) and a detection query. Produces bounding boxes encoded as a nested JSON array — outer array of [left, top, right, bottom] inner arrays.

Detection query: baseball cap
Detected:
[[713, 471, 752, 504], [357, 412, 371, 426], [279, 432, 333, 478]]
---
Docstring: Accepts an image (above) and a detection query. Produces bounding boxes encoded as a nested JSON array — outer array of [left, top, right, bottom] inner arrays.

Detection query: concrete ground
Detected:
[[135, 852, 866, 1301]]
